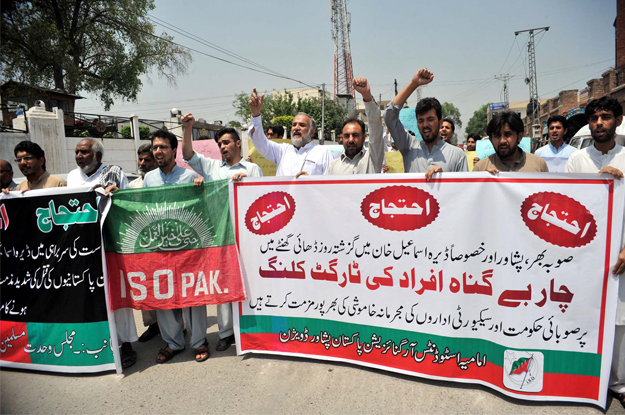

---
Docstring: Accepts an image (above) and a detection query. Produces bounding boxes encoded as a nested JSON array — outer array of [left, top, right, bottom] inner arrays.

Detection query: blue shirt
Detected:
[[184, 152, 263, 180], [534, 143, 577, 173], [142, 164, 198, 187]]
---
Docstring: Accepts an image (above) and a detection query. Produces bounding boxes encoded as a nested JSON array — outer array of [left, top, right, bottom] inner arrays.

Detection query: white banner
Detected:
[[231, 173, 623, 407]]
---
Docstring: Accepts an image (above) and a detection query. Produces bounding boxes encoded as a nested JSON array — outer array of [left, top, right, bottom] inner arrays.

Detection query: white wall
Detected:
[[65, 137, 151, 175]]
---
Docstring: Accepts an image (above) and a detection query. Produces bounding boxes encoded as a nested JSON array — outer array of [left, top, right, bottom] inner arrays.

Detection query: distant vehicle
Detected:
[[569, 122, 625, 150]]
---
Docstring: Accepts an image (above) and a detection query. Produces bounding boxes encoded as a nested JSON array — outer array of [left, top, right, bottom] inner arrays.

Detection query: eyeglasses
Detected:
[[152, 145, 171, 150], [15, 156, 35, 163]]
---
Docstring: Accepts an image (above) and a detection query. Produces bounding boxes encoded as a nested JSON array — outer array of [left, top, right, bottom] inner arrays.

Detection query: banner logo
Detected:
[[361, 185, 439, 231], [0, 204, 8, 230], [117, 202, 214, 253], [245, 191, 296, 235], [521, 192, 596, 248], [503, 350, 544, 392]]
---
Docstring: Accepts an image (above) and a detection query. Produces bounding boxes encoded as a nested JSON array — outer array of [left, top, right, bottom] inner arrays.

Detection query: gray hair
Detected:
[[84, 138, 104, 157], [296, 112, 316, 133], [137, 143, 153, 155]]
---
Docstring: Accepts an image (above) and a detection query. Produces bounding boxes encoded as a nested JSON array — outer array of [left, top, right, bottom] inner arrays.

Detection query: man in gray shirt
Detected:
[[384, 68, 468, 179], [327, 77, 384, 175]]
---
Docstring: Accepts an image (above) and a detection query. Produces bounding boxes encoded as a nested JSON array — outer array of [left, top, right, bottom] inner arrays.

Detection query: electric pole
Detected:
[[394, 79, 398, 96], [515, 26, 549, 138], [494, 73, 511, 108], [321, 83, 326, 143], [416, 86, 422, 103]]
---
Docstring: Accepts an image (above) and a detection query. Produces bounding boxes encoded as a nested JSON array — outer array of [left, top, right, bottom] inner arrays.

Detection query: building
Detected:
[[271, 86, 332, 101]]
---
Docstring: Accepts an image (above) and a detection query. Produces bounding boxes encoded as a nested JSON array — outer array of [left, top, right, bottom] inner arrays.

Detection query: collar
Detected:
[[495, 147, 526, 165], [589, 142, 622, 156], [159, 163, 181, 176], [341, 148, 365, 161], [294, 141, 315, 153], [220, 159, 246, 168], [28, 171, 50, 186], [548, 142, 567, 153]]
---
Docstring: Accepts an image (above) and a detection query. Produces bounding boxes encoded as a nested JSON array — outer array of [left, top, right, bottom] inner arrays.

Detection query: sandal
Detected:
[[616, 392, 625, 409], [121, 348, 137, 369], [156, 346, 184, 364], [195, 340, 210, 363]]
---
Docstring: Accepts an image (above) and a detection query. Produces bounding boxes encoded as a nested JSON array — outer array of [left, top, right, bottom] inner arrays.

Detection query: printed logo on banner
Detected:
[[360, 185, 439, 231], [117, 202, 214, 253], [0, 204, 8, 230], [245, 191, 296, 235], [521, 192, 596, 248], [503, 350, 544, 393]]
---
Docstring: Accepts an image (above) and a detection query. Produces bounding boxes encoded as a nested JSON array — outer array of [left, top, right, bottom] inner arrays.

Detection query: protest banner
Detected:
[[104, 179, 246, 311], [231, 173, 622, 407], [176, 139, 221, 172], [0, 187, 117, 373]]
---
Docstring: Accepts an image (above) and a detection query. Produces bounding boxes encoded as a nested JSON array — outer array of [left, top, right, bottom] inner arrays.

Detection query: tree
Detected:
[[271, 115, 294, 137], [441, 102, 462, 129], [232, 91, 348, 140], [1, 0, 192, 110], [465, 103, 490, 138], [228, 120, 242, 128]]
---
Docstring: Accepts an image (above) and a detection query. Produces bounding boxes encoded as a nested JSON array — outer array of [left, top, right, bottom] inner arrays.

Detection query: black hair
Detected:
[[268, 124, 285, 137], [442, 117, 455, 132], [585, 96, 623, 119], [215, 127, 240, 142], [415, 97, 442, 120], [151, 130, 178, 150], [487, 111, 524, 137], [341, 118, 366, 135], [467, 133, 481, 141], [14, 141, 45, 170], [547, 115, 568, 130]]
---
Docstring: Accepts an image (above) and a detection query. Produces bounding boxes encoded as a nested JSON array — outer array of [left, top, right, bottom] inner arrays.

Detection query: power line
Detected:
[[103, 15, 320, 88]]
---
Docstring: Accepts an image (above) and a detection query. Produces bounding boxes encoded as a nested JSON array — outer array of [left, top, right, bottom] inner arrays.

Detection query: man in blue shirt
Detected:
[[142, 130, 209, 363], [534, 115, 577, 172]]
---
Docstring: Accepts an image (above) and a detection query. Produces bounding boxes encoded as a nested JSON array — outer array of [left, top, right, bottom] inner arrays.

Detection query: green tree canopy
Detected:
[[465, 103, 490, 138], [233, 90, 348, 140], [441, 102, 462, 129], [1, 0, 192, 110]]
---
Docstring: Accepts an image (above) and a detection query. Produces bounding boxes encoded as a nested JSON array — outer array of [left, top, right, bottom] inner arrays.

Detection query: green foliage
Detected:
[[441, 102, 462, 129], [139, 126, 151, 140], [102, 131, 114, 138], [73, 129, 92, 137], [228, 120, 242, 128], [271, 116, 294, 137], [121, 126, 132, 139], [465, 104, 490, 138], [233, 90, 348, 140], [1, 0, 192, 110]]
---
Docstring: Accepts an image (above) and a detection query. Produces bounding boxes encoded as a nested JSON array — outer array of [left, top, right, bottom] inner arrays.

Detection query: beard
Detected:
[[419, 122, 441, 144], [78, 158, 99, 175], [591, 126, 616, 143], [292, 130, 312, 148]]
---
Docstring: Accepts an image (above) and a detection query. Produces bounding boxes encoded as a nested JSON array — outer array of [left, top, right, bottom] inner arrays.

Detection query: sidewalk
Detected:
[[1, 305, 624, 414]]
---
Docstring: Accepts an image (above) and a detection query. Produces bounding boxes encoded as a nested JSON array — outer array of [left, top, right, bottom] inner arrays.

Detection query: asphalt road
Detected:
[[1, 306, 624, 415]]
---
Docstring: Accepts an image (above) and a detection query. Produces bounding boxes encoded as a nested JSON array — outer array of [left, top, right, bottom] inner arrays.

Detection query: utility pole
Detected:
[[321, 83, 326, 143], [394, 79, 398, 96], [416, 86, 422, 103], [331, 0, 354, 111], [494, 73, 511, 107], [515, 26, 549, 138]]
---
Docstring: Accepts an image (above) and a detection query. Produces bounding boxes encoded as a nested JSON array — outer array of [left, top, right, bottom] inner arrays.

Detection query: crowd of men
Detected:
[[1, 70, 623, 407]]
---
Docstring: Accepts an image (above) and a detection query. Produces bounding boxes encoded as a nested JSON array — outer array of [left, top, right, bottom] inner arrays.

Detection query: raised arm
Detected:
[[394, 68, 434, 107], [181, 113, 195, 161], [247, 88, 283, 164], [353, 78, 384, 173]]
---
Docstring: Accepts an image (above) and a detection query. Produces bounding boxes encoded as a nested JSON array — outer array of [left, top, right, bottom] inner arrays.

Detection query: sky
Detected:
[[75, 0, 618, 141]]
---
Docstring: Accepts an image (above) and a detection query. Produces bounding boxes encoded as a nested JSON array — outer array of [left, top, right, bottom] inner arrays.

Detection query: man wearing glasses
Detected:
[[3, 141, 66, 193], [266, 124, 284, 139]]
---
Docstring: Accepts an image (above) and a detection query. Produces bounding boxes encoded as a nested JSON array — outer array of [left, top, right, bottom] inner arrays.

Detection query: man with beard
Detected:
[[473, 111, 548, 173], [67, 138, 129, 189], [384, 68, 467, 180], [534, 115, 576, 172], [440, 118, 455, 144], [327, 77, 384, 174], [2, 141, 66, 193], [66, 138, 138, 368], [247, 88, 334, 176], [181, 118, 261, 353], [142, 130, 208, 363], [465, 134, 479, 152], [128, 144, 157, 188], [565, 97, 625, 408]]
